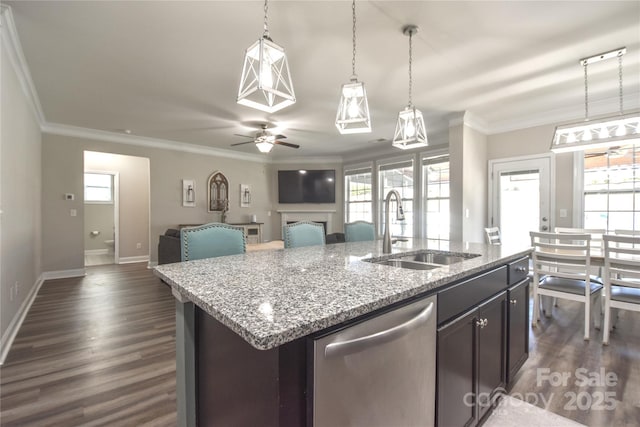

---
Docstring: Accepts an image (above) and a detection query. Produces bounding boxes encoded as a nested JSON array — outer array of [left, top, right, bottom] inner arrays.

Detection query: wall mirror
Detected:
[[207, 171, 229, 212]]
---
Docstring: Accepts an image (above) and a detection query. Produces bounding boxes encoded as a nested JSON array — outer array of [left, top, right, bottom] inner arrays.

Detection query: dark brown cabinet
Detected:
[[507, 278, 529, 385], [436, 292, 506, 427]]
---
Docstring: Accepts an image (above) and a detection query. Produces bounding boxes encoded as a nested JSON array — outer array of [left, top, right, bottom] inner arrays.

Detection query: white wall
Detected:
[[0, 26, 42, 360]]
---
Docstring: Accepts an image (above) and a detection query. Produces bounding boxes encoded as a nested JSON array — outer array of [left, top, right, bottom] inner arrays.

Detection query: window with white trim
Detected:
[[344, 167, 373, 223], [583, 144, 639, 231], [423, 155, 449, 241], [84, 173, 113, 203], [378, 159, 414, 238]]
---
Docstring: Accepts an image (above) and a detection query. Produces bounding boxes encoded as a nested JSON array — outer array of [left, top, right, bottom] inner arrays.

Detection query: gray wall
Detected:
[[1, 40, 42, 351], [487, 123, 574, 228], [41, 133, 275, 269]]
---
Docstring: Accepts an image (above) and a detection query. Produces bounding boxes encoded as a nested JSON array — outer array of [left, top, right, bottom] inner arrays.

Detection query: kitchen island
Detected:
[[154, 239, 531, 427]]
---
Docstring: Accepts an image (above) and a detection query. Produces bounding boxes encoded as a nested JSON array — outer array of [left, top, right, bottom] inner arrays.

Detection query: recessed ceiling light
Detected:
[[124, 129, 132, 134]]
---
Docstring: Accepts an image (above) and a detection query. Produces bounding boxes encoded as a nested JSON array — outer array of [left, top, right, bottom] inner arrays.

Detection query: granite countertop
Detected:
[[153, 239, 531, 350]]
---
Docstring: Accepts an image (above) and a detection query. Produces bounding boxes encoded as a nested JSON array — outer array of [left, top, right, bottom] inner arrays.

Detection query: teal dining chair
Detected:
[[283, 221, 325, 248], [345, 221, 376, 242], [180, 223, 246, 261]]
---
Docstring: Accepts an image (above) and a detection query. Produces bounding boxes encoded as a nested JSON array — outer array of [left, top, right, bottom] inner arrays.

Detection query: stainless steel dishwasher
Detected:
[[312, 294, 437, 427]]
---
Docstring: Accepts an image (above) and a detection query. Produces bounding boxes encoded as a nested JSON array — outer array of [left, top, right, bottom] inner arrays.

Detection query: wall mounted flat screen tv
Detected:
[[278, 169, 336, 203]]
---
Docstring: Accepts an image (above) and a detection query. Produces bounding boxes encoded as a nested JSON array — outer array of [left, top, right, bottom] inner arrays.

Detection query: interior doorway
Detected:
[[489, 154, 554, 248], [84, 151, 150, 267]]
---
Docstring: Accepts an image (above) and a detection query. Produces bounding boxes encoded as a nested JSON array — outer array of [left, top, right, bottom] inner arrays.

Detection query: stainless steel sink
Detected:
[[365, 250, 480, 270], [395, 252, 479, 265], [374, 259, 440, 270]]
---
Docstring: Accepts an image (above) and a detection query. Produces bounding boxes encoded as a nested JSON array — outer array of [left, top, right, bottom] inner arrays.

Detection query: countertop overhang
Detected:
[[153, 239, 531, 350]]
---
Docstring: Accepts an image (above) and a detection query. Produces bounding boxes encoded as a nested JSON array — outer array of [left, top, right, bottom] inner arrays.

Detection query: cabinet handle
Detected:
[[325, 302, 434, 358], [475, 318, 488, 328], [510, 299, 517, 305], [515, 266, 527, 273]]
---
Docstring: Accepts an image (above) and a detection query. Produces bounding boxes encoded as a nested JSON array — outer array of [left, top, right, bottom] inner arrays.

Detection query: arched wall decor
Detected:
[[207, 171, 229, 213]]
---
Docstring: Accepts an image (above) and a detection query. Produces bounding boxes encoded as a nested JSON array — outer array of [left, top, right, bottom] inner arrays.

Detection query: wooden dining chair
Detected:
[[613, 229, 640, 236], [484, 227, 501, 245], [283, 221, 326, 248], [530, 231, 602, 340], [345, 221, 376, 242], [180, 223, 246, 261], [602, 234, 640, 345]]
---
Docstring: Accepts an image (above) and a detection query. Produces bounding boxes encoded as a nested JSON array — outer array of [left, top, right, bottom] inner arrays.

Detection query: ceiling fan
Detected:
[[231, 124, 300, 153]]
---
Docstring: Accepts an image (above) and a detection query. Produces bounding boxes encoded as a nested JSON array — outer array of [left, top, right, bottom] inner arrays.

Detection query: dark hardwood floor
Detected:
[[510, 298, 640, 426], [0, 263, 176, 426], [1, 263, 639, 426]]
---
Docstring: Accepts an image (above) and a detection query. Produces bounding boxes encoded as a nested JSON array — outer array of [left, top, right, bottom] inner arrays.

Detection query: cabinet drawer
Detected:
[[508, 257, 529, 286], [437, 266, 507, 325]]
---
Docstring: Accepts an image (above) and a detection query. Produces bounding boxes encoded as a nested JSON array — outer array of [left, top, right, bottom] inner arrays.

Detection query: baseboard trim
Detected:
[[147, 261, 158, 268], [0, 274, 45, 365], [118, 256, 150, 264], [85, 249, 109, 255], [41, 268, 86, 280]]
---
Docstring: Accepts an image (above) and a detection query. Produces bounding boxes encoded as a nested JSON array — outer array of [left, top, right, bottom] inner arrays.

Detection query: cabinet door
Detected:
[[507, 279, 529, 384], [476, 291, 507, 422], [437, 309, 477, 427]]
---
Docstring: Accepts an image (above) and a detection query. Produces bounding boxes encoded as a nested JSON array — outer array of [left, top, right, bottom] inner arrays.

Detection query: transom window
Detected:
[[583, 144, 639, 232], [84, 173, 113, 203]]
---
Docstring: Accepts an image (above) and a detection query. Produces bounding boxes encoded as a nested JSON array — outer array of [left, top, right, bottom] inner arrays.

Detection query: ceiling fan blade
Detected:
[[233, 133, 254, 138], [230, 141, 255, 146], [274, 134, 287, 140], [274, 141, 300, 149]]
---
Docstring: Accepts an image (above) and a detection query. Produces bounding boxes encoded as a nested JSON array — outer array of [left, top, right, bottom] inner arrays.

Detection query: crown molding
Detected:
[[41, 122, 271, 163], [448, 111, 489, 134], [270, 155, 343, 165], [485, 92, 640, 135], [0, 5, 46, 125]]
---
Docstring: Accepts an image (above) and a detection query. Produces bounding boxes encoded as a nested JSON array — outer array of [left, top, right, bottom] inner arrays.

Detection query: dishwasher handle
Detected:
[[324, 301, 434, 358]]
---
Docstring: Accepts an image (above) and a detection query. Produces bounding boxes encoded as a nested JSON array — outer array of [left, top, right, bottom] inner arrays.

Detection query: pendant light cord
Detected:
[[583, 61, 589, 121], [263, 0, 269, 38], [618, 52, 624, 116], [408, 29, 413, 107], [351, 0, 357, 79]]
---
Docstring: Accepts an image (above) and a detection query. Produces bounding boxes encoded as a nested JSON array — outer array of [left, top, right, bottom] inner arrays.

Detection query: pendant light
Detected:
[[237, 0, 295, 113], [551, 47, 640, 153], [392, 25, 428, 150], [335, 0, 371, 134]]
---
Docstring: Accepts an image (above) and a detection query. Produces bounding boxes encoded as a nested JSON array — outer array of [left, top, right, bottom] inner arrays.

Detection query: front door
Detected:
[[489, 155, 553, 248]]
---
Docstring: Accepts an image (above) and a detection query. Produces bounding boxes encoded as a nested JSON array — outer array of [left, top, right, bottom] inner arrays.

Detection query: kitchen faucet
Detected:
[[383, 189, 405, 253]]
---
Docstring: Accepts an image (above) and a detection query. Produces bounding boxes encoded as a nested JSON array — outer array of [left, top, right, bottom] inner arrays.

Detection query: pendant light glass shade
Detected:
[[237, 37, 295, 113], [237, 1, 295, 113], [551, 47, 640, 153], [392, 106, 428, 149], [336, 79, 371, 134], [335, 0, 371, 134], [392, 25, 428, 150], [255, 140, 274, 153], [551, 113, 640, 153]]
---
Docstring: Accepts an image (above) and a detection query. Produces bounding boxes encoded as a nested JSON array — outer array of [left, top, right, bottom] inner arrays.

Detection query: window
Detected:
[[423, 155, 449, 241], [344, 167, 373, 223], [379, 160, 414, 237], [84, 173, 113, 203], [583, 144, 639, 231]]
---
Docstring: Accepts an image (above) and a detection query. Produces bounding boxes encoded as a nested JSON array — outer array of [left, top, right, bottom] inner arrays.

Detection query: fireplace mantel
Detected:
[[277, 209, 337, 237]]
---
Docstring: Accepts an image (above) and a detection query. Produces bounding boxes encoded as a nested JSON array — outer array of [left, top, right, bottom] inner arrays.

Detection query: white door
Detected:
[[489, 155, 553, 248]]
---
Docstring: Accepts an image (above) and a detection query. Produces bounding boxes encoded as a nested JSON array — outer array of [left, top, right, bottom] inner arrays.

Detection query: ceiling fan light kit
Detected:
[[551, 47, 640, 153], [392, 25, 428, 150], [237, 0, 295, 113], [335, 0, 372, 135]]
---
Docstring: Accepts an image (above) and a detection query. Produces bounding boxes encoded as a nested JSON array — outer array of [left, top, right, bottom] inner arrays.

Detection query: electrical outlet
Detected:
[[136, 243, 142, 249]]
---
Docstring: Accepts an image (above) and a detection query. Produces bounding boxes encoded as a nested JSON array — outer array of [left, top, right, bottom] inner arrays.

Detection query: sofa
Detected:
[[158, 228, 181, 265]]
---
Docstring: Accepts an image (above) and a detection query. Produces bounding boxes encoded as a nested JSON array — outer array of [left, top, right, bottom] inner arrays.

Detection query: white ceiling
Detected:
[[5, 1, 640, 161]]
